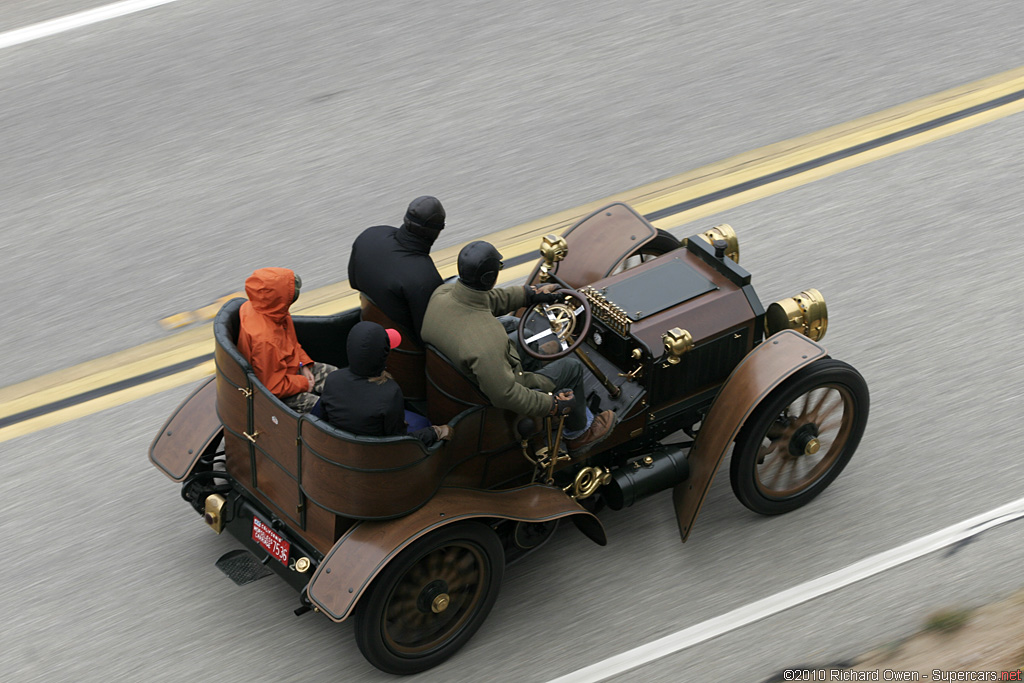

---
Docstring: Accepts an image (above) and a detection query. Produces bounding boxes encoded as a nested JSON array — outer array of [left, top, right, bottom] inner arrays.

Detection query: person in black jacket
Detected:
[[319, 321, 451, 446], [347, 196, 446, 344]]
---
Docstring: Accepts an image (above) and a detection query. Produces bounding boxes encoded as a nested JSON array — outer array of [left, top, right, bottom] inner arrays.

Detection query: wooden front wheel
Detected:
[[730, 358, 869, 515]]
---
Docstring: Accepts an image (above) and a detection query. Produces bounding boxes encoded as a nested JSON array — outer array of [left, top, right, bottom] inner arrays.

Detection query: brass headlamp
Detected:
[[765, 288, 828, 341]]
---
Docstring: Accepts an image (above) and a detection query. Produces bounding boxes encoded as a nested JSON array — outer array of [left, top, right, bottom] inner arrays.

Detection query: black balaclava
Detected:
[[346, 321, 390, 378], [402, 196, 446, 244], [457, 241, 503, 291]]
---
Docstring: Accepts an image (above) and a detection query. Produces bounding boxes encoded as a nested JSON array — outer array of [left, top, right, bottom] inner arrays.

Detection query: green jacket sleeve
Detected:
[[485, 286, 529, 317]]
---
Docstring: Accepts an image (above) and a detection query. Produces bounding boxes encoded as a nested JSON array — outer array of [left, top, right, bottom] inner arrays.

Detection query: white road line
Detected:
[[0, 0, 182, 50], [547, 496, 1024, 683]]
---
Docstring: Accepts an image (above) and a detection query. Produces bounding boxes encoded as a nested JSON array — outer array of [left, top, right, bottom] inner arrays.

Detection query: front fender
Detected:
[[306, 484, 605, 622], [672, 330, 826, 541]]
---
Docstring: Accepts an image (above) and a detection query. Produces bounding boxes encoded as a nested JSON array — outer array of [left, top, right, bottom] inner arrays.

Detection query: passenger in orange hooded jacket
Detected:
[[237, 267, 337, 412]]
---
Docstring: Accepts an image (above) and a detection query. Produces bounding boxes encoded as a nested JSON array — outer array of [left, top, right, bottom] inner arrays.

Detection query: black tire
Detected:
[[609, 229, 681, 274], [730, 358, 869, 515], [353, 522, 505, 675]]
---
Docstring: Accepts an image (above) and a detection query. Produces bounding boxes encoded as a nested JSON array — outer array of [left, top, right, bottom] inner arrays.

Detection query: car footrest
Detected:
[[215, 549, 273, 586]]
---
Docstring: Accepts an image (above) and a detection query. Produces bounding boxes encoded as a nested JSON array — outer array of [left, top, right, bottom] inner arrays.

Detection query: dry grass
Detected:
[[922, 607, 972, 635]]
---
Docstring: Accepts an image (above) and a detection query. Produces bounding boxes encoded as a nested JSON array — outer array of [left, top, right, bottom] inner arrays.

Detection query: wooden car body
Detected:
[[150, 202, 867, 674]]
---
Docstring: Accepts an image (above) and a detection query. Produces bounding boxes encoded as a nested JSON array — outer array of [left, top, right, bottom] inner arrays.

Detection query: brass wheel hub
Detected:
[[789, 423, 820, 457], [431, 594, 450, 614], [417, 579, 451, 614]]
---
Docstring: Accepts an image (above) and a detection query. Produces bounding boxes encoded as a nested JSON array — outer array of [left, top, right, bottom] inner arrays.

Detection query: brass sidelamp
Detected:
[[538, 234, 568, 282], [662, 328, 693, 365]]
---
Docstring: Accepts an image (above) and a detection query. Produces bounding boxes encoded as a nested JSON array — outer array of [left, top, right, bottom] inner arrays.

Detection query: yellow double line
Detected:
[[4, 66, 1024, 444]]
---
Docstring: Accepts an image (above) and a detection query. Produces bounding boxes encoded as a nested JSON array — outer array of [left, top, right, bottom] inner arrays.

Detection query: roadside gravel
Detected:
[[840, 587, 1024, 679]]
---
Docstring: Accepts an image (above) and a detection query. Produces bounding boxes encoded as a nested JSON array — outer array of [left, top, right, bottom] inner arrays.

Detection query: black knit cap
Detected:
[[458, 241, 503, 291], [403, 196, 446, 240]]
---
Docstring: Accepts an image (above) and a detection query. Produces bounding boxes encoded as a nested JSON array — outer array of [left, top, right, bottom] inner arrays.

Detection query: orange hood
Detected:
[[237, 267, 314, 398], [244, 267, 296, 321]]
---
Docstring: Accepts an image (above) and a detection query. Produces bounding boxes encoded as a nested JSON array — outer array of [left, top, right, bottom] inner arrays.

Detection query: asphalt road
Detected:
[[2, 1, 1023, 681]]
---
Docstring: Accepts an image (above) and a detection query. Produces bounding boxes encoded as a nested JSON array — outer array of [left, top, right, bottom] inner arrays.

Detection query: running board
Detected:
[[215, 549, 273, 586]]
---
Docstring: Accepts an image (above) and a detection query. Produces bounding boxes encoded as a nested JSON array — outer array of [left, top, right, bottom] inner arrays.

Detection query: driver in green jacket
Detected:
[[421, 241, 616, 455]]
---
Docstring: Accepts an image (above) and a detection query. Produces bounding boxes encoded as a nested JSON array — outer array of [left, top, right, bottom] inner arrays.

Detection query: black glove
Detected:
[[549, 389, 575, 416], [526, 285, 561, 306]]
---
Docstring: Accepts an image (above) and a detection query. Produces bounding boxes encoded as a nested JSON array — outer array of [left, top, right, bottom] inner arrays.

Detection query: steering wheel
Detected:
[[517, 288, 592, 360]]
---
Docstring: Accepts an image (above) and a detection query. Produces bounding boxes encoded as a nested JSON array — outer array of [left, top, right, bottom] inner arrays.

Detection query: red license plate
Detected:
[[251, 516, 289, 565]]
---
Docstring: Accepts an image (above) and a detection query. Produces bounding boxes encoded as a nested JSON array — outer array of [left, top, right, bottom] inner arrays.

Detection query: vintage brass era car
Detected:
[[150, 202, 868, 674]]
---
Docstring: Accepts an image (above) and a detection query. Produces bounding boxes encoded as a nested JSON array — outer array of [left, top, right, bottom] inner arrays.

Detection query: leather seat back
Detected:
[[359, 294, 427, 402]]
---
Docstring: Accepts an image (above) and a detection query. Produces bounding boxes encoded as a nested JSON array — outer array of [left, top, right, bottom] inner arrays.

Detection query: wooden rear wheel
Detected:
[[353, 522, 504, 675]]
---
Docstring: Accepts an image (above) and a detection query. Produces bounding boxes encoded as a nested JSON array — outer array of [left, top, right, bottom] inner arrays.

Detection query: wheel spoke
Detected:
[[814, 396, 841, 425], [393, 581, 419, 602], [452, 553, 478, 584], [768, 456, 789, 488], [427, 550, 443, 577], [441, 548, 473, 584], [817, 416, 842, 434], [799, 391, 812, 417], [389, 601, 422, 624], [407, 562, 429, 586], [756, 441, 777, 464], [805, 388, 833, 422], [770, 462, 790, 489]]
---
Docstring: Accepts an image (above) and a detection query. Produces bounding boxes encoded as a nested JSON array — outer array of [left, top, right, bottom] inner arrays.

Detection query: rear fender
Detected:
[[306, 484, 605, 622], [149, 377, 223, 481], [672, 330, 826, 541]]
